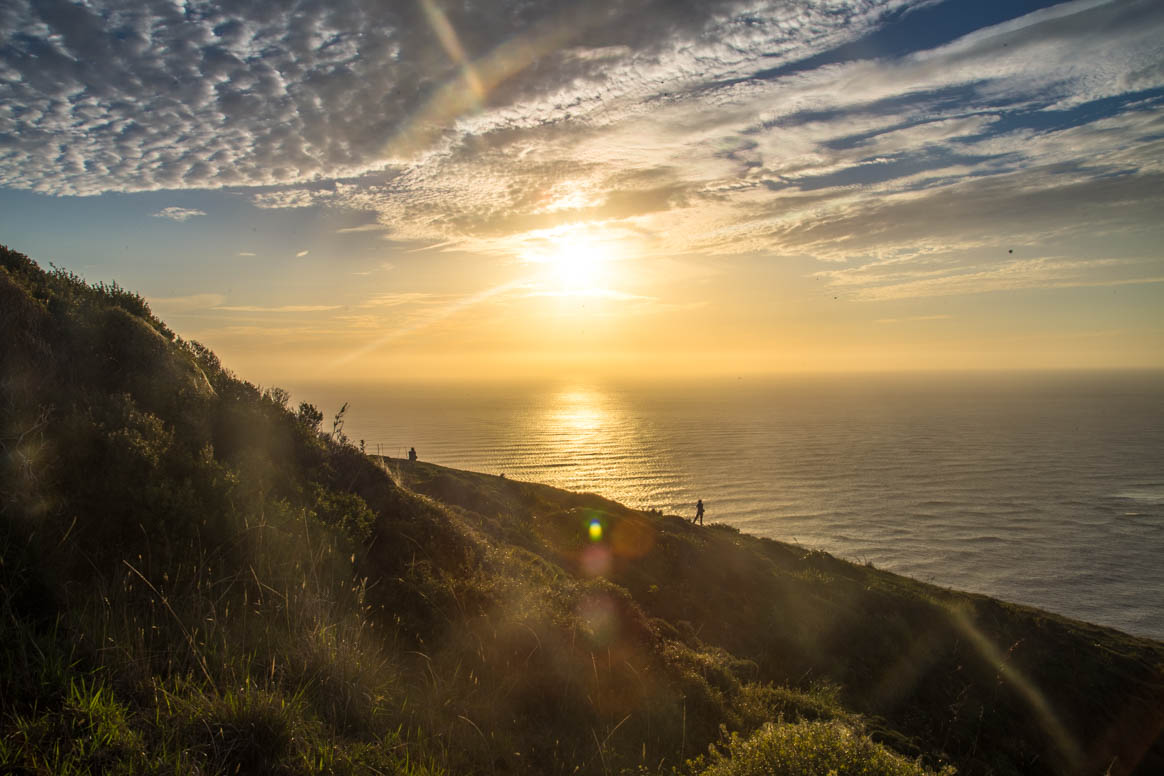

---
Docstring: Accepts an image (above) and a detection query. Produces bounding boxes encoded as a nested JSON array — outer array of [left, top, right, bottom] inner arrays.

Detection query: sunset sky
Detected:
[[2, 0, 1162, 382]]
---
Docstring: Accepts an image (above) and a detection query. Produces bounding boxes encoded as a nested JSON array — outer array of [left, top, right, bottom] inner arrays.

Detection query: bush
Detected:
[[699, 720, 955, 776]]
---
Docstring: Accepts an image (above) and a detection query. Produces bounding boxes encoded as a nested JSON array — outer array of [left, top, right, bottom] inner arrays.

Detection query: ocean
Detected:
[[294, 371, 1164, 641]]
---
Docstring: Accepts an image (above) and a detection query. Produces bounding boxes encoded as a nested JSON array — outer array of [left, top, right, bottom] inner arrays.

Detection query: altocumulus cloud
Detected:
[[3, 0, 1163, 298], [152, 207, 207, 221], [0, 0, 794, 195]]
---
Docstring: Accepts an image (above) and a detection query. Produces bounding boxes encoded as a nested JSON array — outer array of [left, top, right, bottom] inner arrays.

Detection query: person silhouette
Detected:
[[695, 499, 704, 525], [408, 446, 417, 463]]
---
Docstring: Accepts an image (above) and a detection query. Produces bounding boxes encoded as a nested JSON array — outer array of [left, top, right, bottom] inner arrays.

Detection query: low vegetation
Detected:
[[2, 243, 1162, 774]]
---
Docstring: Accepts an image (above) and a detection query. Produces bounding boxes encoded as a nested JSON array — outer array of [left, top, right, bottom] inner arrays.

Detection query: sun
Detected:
[[548, 240, 604, 293], [516, 224, 627, 297]]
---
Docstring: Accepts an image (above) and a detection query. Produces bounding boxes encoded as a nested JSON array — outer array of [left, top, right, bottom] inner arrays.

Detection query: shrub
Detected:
[[699, 720, 955, 776]]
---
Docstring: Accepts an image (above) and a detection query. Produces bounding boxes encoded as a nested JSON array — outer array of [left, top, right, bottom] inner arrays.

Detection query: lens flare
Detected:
[[419, 0, 485, 98], [382, 4, 591, 160], [945, 604, 1083, 770], [580, 544, 612, 577], [588, 517, 603, 542]]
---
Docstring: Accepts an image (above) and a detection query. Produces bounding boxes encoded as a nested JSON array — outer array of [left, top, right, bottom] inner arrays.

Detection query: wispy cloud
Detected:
[[152, 207, 206, 222], [147, 293, 226, 311], [358, 292, 437, 308], [296, 250, 310, 258], [215, 304, 341, 313], [821, 257, 1164, 301], [237, 251, 257, 257], [193, 324, 358, 343], [337, 223, 391, 234], [351, 262, 396, 276], [524, 288, 651, 301], [876, 315, 953, 324]]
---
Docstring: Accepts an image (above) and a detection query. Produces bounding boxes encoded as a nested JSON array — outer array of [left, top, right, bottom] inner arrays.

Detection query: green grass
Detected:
[[697, 719, 955, 776]]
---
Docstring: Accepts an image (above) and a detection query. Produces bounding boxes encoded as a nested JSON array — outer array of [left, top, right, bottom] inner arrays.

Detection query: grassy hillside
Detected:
[[1, 242, 1162, 775]]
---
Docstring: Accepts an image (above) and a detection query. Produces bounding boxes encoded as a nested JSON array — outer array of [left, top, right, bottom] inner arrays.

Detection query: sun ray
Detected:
[[329, 279, 525, 366]]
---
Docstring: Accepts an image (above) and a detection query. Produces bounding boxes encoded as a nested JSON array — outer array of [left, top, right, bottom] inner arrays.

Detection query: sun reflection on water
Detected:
[[531, 385, 641, 493], [549, 388, 609, 435]]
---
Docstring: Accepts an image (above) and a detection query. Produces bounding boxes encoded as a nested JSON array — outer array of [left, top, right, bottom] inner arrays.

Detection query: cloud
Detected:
[[252, 190, 326, 209], [334, 313, 384, 329], [276, 0, 1161, 271], [358, 292, 436, 308], [192, 324, 358, 343], [237, 251, 257, 256], [296, 250, 309, 257], [876, 315, 953, 324], [351, 262, 396, 276], [147, 293, 226, 311], [3, 0, 1163, 298], [524, 288, 651, 301], [337, 223, 391, 233], [0, 0, 1010, 196], [819, 257, 1164, 301], [215, 304, 341, 312], [152, 207, 206, 222]]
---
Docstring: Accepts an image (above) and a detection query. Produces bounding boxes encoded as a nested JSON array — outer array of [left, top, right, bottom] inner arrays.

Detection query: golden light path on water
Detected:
[[533, 386, 659, 500]]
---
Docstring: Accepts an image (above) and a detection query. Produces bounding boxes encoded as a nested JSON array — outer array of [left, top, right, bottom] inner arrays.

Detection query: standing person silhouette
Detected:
[[695, 499, 704, 525], [408, 446, 417, 463]]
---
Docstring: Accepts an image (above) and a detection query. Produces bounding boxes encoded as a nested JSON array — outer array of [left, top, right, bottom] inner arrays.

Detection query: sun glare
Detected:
[[548, 240, 604, 293], [520, 226, 627, 297]]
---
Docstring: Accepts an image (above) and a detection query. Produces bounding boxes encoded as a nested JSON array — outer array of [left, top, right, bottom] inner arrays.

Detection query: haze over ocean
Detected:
[[296, 370, 1164, 641]]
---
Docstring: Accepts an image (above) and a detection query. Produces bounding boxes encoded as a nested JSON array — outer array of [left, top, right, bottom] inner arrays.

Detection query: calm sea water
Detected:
[[295, 372, 1164, 641]]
